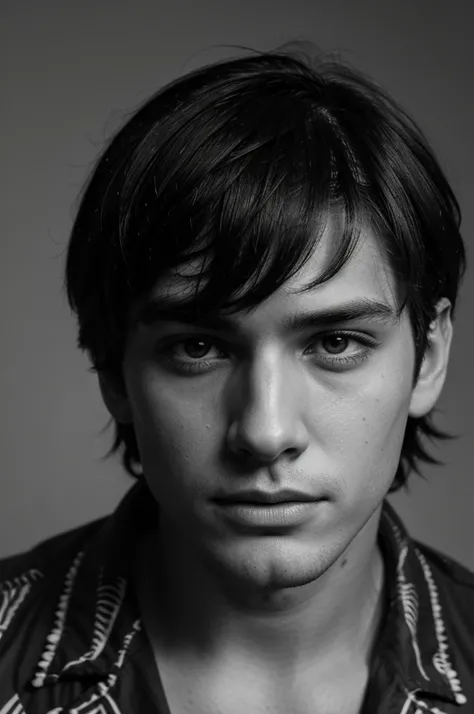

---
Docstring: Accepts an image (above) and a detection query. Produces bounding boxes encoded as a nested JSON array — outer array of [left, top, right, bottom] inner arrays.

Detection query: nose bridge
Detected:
[[251, 350, 287, 429], [228, 347, 308, 460]]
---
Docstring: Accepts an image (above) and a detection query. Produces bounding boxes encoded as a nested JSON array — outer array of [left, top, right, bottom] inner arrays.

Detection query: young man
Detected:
[[0, 49, 472, 714]]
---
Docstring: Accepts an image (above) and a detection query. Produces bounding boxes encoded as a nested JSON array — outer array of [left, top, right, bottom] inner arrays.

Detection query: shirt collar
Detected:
[[29, 483, 466, 707], [375, 503, 466, 706]]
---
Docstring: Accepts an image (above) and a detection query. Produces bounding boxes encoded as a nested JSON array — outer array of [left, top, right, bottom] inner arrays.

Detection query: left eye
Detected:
[[305, 332, 375, 365], [318, 335, 351, 354]]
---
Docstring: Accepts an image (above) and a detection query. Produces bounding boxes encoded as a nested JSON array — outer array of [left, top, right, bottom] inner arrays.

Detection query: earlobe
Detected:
[[98, 373, 133, 424], [409, 299, 453, 419]]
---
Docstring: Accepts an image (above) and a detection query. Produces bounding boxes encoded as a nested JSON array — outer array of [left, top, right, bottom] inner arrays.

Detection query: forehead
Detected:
[[148, 224, 397, 317]]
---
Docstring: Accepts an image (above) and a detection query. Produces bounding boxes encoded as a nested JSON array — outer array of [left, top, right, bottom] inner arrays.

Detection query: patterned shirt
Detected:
[[0, 482, 472, 713]]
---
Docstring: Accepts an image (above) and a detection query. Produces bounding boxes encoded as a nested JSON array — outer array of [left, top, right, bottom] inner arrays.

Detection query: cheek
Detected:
[[315, 367, 413, 486], [125, 371, 221, 470]]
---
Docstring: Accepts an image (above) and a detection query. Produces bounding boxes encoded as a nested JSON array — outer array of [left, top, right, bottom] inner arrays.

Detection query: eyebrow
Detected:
[[135, 296, 399, 333]]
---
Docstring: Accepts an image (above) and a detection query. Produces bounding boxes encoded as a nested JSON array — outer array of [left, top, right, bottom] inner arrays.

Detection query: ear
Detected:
[[98, 372, 133, 424], [409, 298, 453, 418]]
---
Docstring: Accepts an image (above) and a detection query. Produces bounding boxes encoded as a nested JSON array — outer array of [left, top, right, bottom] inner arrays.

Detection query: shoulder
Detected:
[[0, 487, 149, 708], [0, 518, 106, 668]]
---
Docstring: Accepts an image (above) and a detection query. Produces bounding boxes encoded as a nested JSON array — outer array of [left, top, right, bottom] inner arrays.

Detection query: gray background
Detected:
[[2, 0, 473, 567]]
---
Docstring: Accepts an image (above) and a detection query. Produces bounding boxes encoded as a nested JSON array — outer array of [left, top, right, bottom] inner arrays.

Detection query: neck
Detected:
[[135, 508, 385, 672]]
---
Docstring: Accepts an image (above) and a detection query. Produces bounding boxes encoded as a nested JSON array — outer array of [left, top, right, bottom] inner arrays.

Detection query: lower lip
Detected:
[[214, 501, 320, 528]]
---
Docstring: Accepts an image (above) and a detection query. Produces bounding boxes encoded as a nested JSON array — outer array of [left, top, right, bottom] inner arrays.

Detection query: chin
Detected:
[[213, 538, 340, 594]]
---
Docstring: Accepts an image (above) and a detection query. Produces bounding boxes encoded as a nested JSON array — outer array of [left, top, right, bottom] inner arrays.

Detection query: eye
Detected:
[[155, 335, 229, 375], [319, 335, 351, 355], [178, 338, 215, 359], [305, 331, 379, 369]]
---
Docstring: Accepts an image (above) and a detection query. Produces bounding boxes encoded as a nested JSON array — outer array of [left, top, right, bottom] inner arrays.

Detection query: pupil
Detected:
[[323, 335, 348, 354], [184, 339, 210, 358]]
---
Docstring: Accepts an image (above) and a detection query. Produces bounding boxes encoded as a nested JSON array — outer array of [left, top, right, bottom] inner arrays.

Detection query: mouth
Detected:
[[213, 490, 326, 529], [213, 489, 320, 506]]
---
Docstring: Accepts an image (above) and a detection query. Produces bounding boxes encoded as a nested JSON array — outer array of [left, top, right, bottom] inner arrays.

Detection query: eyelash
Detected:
[[155, 331, 379, 375]]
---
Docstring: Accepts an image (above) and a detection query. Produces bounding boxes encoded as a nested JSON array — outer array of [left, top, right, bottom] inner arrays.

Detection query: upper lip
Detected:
[[214, 489, 320, 505]]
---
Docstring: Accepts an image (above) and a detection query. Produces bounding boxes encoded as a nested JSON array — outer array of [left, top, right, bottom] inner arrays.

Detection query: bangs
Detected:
[[120, 87, 368, 319]]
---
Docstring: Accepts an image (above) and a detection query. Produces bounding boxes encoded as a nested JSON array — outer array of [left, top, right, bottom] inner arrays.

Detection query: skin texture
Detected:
[[101, 223, 452, 679]]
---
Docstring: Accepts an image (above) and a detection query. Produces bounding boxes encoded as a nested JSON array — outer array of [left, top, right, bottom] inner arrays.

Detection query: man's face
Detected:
[[119, 227, 425, 591]]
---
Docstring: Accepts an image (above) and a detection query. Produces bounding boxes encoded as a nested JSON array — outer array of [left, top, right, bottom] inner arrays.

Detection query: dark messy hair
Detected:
[[65, 47, 465, 493]]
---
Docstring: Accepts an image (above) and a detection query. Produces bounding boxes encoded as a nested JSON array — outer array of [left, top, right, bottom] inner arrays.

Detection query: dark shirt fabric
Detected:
[[0, 482, 473, 714]]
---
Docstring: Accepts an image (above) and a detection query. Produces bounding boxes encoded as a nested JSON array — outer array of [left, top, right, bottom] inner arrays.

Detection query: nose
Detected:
[[226, 352, 309, 464]]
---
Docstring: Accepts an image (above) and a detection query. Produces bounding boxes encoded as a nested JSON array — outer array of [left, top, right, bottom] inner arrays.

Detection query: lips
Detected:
[[213, 488, 319, 505], [213, 492, 325, 529]]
